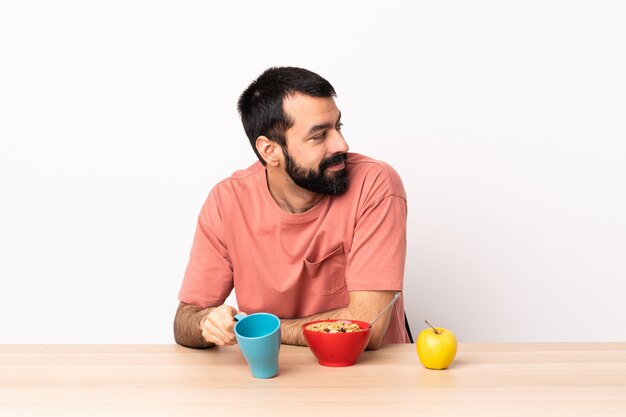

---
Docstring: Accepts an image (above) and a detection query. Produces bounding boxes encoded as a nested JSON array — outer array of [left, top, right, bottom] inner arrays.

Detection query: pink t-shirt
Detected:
[[178, 153, 409, 344]]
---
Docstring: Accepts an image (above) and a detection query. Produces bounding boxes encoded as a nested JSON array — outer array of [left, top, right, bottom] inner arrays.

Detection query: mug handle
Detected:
[[234, 313, 246, 322]]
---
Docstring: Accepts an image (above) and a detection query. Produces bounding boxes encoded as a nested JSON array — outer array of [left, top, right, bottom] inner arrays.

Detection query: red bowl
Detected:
[[302, 319, 372, 367]]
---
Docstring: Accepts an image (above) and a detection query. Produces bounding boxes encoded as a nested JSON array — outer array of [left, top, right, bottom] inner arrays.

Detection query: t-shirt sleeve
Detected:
[[178, 190, 234, 308], [344, 163, 407, 291]]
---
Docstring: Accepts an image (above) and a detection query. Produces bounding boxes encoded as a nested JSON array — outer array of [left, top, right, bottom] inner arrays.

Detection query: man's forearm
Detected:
[[280, 291, 397, 350], [280, 307, 348, 347], [174, 302, 215, 348]]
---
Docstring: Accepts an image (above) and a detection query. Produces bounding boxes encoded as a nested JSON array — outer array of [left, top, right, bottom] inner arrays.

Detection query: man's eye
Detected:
[[336, 122, 343, 131], [312, 132, 326, 140]]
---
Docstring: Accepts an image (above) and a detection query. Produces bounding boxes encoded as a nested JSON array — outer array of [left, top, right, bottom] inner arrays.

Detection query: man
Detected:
[[174, 66, 409, 349]]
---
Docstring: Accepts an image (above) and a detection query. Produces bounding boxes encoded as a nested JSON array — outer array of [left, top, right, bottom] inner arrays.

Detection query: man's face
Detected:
[[281, 93, 350, 195]]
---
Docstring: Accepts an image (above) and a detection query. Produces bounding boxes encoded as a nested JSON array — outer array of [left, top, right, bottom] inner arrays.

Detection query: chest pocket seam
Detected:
[[303, 244, 347, 295]]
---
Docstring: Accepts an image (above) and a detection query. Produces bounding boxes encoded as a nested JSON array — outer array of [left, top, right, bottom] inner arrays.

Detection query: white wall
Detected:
[[1, 1, 624, 343]]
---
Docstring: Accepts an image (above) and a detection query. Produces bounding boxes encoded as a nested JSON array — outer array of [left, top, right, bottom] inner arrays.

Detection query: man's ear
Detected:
[[256, 136, 281, 166]]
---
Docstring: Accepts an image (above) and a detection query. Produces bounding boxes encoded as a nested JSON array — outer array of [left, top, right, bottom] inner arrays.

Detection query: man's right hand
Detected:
[[201, 305, 246, 346]]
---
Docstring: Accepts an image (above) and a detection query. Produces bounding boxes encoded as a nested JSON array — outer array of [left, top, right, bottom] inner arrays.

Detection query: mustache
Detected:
[[319, 153, 348, 171]]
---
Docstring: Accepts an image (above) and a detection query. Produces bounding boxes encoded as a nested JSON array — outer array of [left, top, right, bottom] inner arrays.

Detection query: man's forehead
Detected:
[[283, 93, 340, 127]]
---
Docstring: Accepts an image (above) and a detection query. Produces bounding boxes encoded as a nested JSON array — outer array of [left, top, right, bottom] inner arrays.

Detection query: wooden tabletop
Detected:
[[1, 343, 625, 416]]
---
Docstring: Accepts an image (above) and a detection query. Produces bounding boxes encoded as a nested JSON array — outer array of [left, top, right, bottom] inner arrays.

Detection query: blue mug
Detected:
[[234, 312, 281, 379]]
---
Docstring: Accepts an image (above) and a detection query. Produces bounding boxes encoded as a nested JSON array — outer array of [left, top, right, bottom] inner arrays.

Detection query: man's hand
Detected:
[[174, 302, 246, 349], [201, 305, 246, 346]]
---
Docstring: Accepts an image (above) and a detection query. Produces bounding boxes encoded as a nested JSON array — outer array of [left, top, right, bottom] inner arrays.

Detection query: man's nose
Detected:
[[329, 130, 349, 154]]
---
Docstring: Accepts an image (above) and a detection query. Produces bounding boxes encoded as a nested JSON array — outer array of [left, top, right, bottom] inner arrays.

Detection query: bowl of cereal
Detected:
[[302, 319, 371, 367]]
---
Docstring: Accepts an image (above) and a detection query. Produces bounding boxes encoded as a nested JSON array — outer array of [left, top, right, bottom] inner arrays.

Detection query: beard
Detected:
[[282, 149, 349, 195]]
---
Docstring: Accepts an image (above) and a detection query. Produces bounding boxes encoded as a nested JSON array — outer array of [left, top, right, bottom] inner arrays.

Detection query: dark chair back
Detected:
[[404, 312, 414, 343]]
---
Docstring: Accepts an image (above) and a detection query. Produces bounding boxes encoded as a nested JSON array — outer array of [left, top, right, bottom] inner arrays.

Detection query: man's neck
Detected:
[[265, 167, 324, 214]]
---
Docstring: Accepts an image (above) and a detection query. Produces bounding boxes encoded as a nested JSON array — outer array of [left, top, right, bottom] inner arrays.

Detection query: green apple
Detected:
[[416, 320, 457, 370]]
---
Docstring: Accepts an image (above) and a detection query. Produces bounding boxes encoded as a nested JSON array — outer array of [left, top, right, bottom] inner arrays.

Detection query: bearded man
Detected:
[[174, 67, 410, 349]]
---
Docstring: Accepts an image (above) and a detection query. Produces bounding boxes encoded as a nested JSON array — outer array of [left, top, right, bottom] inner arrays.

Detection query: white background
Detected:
[[1, 1, 625, 343]]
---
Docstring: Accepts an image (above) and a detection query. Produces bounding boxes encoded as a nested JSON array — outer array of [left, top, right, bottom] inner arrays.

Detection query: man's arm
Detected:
[[174, 302, 215, 348], [280, 290, 397, 350], [174, 302, 242, 348]]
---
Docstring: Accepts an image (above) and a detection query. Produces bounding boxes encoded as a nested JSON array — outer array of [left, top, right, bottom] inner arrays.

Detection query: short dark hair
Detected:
[[237, 66, 336, 164]]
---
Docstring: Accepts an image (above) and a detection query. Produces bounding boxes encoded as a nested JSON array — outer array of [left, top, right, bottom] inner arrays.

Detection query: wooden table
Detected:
[[1, 343, 625, 416]]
